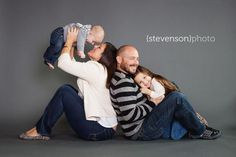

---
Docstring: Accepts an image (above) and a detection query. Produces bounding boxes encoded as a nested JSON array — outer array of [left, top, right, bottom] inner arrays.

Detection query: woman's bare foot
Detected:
[[19, 127, 50, 140], [24, 127, 40, 137]]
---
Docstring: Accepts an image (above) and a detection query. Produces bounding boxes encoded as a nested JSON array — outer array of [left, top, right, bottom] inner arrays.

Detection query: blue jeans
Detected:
[[136, 91, 205, 141], [43, 27, 64, 66], [35, 84, 115, 141]]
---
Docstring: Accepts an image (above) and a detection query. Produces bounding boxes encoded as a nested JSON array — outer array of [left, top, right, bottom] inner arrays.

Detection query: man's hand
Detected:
[[150, 95, 165, 106]]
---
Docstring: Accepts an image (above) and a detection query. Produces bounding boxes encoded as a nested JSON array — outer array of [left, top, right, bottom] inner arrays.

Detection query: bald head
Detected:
[[116, 45, 139, 74], [117, 45, 138, 57]]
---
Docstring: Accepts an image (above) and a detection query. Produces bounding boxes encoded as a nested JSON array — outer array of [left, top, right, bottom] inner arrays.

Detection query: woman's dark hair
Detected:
[[98, 42, 117, 89], [134, 65, 178, 94]]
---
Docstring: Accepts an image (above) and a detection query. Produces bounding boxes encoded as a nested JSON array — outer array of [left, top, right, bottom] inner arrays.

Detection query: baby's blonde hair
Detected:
[[91, 25, 105, 42]]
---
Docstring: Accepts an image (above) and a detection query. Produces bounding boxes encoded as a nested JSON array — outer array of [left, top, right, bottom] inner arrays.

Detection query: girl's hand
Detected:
[[150, 95, 165, 106], [140, 87, 152, 96]]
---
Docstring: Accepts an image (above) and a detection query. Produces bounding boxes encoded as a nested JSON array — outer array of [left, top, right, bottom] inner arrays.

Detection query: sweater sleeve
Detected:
[[111, 79, 155, 122], [150, 78, 165, 98], [58, 53, 102, 82]]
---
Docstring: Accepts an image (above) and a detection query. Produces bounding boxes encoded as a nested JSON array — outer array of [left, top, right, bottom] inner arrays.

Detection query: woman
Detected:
[[19, 27, 118, 141]]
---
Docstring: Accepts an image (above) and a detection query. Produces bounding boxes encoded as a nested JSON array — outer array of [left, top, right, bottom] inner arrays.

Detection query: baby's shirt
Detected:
[[63, 23, 91, 53], [150, 78, 166, 98]]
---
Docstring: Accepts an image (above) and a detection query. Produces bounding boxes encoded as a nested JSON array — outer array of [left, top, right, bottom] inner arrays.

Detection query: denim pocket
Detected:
[[88, 128, 114, 141], [139, 118, 164, 140]]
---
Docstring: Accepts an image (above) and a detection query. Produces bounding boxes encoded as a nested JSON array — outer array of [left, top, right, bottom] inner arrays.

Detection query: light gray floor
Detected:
[[1, 127, 235, 157]]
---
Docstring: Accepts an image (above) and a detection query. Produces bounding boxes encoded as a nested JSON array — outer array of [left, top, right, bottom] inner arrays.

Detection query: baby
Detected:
[[43, 23, 105, 69]]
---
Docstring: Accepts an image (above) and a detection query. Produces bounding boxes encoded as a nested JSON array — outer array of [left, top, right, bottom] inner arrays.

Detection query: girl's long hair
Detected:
[[97, 42, 117, 89], [134, 65, 178, 94]]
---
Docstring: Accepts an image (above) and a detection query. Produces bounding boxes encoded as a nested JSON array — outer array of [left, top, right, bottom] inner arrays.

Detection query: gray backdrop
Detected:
[[0, 0, 235, 135]]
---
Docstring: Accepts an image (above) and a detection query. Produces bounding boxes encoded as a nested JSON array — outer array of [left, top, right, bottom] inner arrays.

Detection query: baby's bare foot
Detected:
[[47, 63, 55, 70]]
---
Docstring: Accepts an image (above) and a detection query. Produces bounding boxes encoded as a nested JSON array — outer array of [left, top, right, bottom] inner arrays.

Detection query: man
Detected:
[[109, 45, 221, 140]]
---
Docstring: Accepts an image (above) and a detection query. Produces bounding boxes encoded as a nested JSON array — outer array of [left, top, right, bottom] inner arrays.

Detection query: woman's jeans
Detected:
[[137, 91, 205, 141], [35, 84, 115, 141]]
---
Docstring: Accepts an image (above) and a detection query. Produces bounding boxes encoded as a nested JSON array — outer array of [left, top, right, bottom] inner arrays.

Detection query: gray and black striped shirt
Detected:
[[109, 70, 155, 139]]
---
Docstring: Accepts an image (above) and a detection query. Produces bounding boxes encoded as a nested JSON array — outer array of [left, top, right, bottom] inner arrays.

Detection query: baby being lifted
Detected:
[[43, 23, 105, 69]]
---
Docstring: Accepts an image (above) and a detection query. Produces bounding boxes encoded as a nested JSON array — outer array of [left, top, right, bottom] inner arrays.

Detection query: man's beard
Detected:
[[120, 63, 137, 74]]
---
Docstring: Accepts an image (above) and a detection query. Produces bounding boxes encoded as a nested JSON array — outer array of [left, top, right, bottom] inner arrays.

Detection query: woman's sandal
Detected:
[[19, 133, 50, 140]]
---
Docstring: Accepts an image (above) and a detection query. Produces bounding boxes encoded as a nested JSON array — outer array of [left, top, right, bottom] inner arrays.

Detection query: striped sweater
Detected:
[[109, 70, 155, 139]]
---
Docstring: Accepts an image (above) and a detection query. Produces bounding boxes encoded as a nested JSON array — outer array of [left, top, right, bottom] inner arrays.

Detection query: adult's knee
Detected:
[[57, 84, 74, 94], [166, 91, 187, 104], [167, 91, 185, 99]]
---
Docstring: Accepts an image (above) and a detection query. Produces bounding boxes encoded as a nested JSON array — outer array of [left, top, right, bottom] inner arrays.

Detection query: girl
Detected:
[[134, 65, 178, 101], [134, 65, 208, 127]]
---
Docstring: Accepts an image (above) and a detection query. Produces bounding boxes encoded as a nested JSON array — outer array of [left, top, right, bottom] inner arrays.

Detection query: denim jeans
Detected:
[[136, 91, 205, 141], [35, 84, 115, 141], [43, 27, 64, 66]]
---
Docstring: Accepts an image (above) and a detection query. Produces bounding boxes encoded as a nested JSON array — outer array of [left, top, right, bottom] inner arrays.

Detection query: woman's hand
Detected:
[[61, 27, 79, 58], [65, 27, 79, 46]]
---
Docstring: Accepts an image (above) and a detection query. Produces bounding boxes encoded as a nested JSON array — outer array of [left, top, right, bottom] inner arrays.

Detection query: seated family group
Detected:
[[19, 23, 221, 141]]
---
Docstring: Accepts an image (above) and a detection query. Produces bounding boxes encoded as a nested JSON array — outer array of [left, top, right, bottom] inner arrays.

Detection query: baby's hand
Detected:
[[77, 50, 86, 58], [140, 87, 152, 96]]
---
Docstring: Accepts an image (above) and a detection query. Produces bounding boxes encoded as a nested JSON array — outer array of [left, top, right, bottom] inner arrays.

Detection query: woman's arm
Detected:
[[60, 27, 78, 58], [57, 27, 101, 81]]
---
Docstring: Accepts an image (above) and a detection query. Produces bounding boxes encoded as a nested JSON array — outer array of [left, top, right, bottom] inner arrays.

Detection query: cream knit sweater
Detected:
[[58, 53, 117, 128]]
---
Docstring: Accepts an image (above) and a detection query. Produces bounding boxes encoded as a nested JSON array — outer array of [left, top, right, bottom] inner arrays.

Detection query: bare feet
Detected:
[[24, 127, 40, 137], [77, 50, 86, 58], [47, 62, 55, 70], [19, 127, 50, 140]]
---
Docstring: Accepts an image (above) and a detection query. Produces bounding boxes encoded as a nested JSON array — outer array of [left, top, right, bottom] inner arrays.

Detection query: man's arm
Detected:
[[111, 79, 155, 122]]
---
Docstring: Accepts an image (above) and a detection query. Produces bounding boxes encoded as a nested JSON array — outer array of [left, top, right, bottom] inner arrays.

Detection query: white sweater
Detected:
[[150, 78, 166, 98], [58, 53, 117, 128]]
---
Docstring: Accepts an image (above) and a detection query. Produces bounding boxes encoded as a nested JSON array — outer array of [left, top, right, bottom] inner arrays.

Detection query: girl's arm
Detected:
[[150, 79, 165, 98]]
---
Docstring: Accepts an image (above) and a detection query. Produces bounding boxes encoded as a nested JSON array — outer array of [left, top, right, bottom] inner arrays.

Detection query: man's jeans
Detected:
[[137, 91, 205, 140], [35, 84, 115, 141]]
